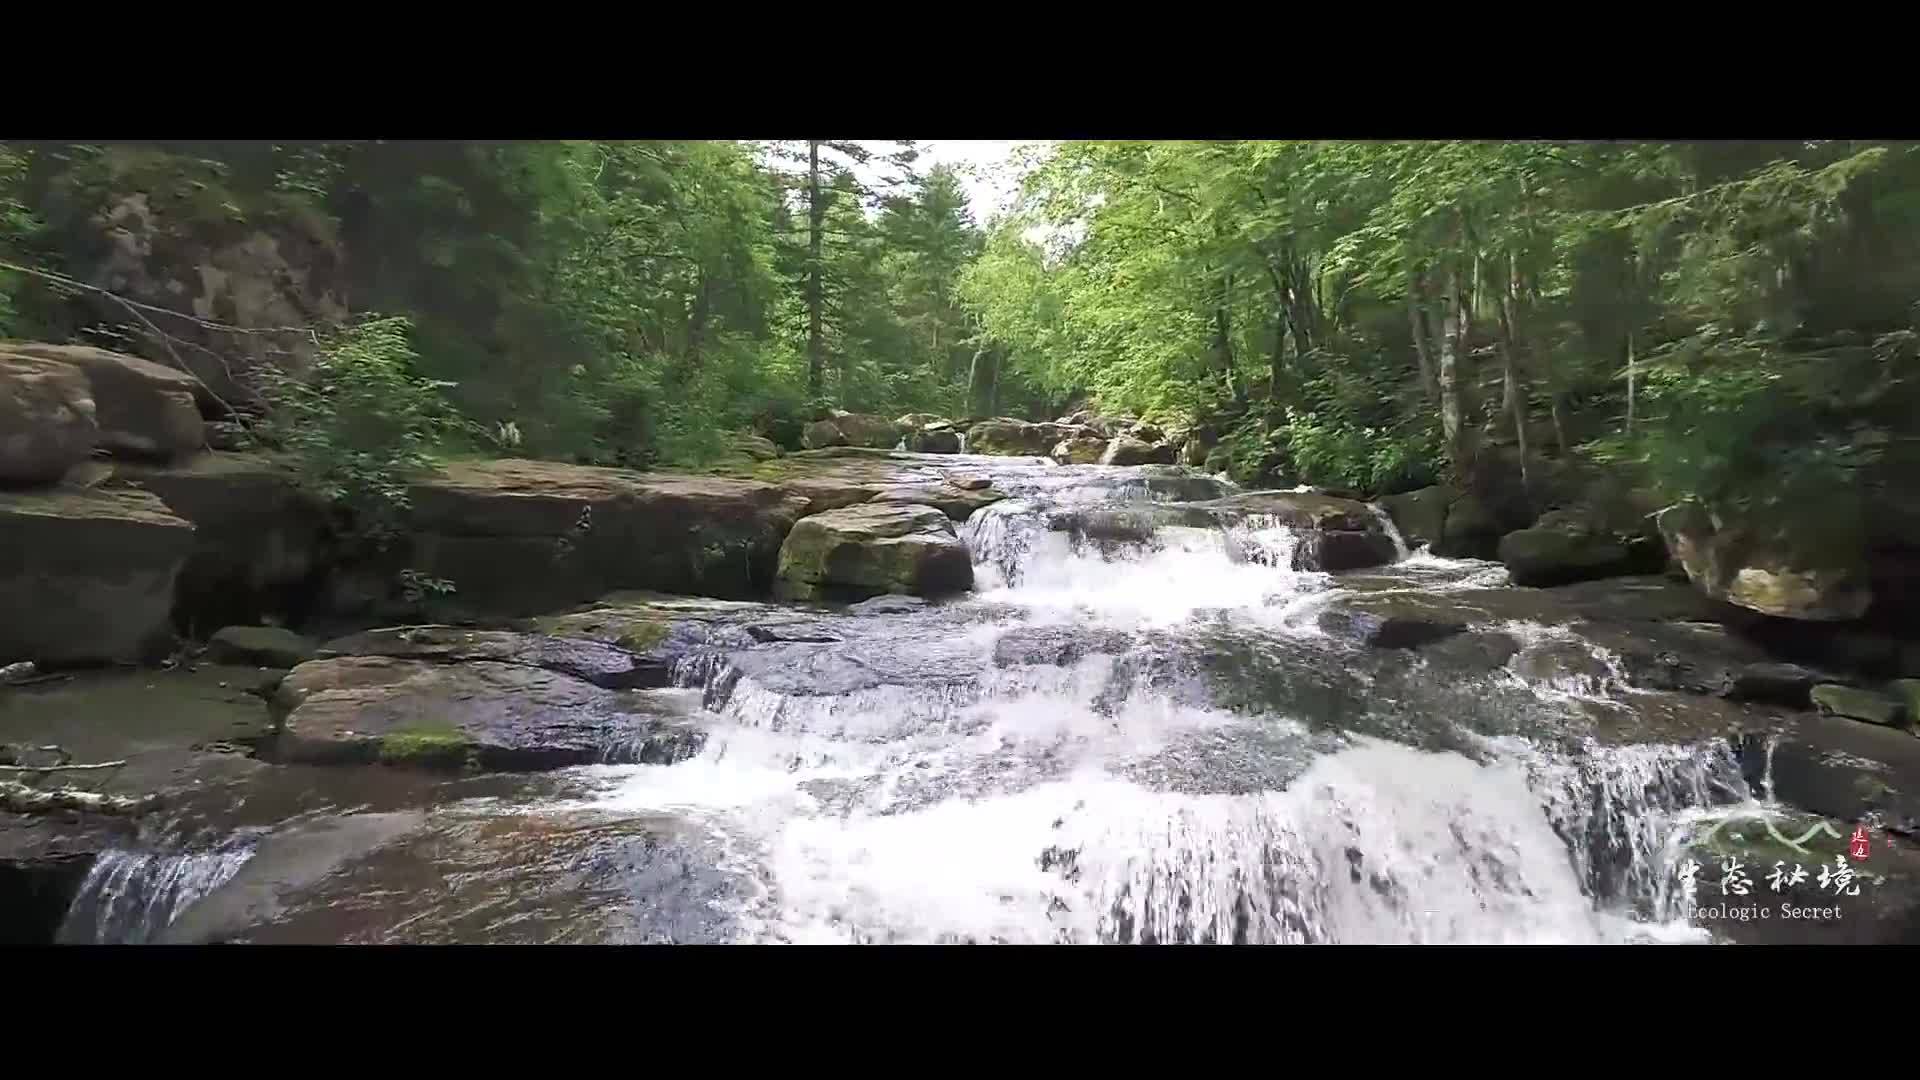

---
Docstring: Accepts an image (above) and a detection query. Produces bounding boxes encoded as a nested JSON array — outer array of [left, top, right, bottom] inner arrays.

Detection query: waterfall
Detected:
[[56, 843, 255, 944]]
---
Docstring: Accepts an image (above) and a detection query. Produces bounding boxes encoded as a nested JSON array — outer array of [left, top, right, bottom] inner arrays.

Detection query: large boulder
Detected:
[[1378, 486, 1455, 551], [114, 453, 330, 631], [1098, 436, 1176, 466], [1497, 518, 1634, 587], [0, 355, 98, 486], [966, 419, 1058, 456], [1657, 502, 1873, 621], [829, 411, 903, 449], [0, 487, 194, 665], [266, 656, 704, 771], [895, 413, 949, 431], [801, 418, 847, 450], [402, 460, 807, 616], [775, 502, 974, 601], [903, 427, 962, 454], [2, 344, 206, 461], [208, 625, 316, 669], [1051, 434, 1108, 465]]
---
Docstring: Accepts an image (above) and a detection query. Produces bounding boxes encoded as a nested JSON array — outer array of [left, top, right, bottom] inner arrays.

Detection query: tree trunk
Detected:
[[1439, 262, 1472, 478], [1268, 310, 1288, 405], [1212, 291, 1241, 403], [1407, 271, 1439, 405], [1625, 331, 1637, 436], [806, 139, 826, 400], [1496, 258, 1532, 493]]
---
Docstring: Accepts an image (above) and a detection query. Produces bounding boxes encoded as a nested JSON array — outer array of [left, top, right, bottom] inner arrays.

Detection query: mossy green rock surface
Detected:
[[775, 502, 973, 601]]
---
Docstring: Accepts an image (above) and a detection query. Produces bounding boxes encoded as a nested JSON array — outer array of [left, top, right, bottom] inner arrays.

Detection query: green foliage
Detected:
[[260, 314, 462, 544]]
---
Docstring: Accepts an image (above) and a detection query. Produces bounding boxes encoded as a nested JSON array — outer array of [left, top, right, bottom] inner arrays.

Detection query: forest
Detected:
[[3, 140, 1918, 560]]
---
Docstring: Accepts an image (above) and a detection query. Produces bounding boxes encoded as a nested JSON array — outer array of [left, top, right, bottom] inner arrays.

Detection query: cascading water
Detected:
[[562, 456, 1751, 944], [55, 841, 255, 944]]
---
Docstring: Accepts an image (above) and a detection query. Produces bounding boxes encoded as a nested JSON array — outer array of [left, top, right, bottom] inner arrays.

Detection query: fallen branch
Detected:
[[0, 759, 128, 773], [0, 780, 158, 817]]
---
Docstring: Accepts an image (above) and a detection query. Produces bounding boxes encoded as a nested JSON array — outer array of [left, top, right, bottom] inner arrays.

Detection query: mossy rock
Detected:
[[377, 725, 474, 770]]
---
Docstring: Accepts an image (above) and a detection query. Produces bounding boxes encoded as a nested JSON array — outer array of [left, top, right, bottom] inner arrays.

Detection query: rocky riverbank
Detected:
[[4, 348, 1918, 944]]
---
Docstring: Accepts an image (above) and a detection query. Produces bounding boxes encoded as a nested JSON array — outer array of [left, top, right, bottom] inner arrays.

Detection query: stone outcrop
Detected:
[[1051, 435, 1108, 465], [114, 452, 330, 630], [1377, 486, 1454, 551], [803, 411, 901, 450], [2, 344, 207, 461], [1658, 501, 1873, 621], [0, 487, 194, 665], [1099, 435, 1176, 467], [775, 502, 973, 601], [266, 655, 704, 771], [0, 354, 98, 486], [400, 459, 808, 616], [1497, 515, 1635, 587], [967, 419, 1059, 456]]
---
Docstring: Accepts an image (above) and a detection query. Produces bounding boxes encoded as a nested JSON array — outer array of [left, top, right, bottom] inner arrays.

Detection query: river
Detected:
[[53, 454, 1812, 944]]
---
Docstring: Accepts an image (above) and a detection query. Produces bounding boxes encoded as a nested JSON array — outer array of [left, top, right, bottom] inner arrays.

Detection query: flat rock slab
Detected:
[[320, 625, 662, 689], [0, 486, 195, 665], [268, 656, 706, 771], [867, 482, 1006, 522]]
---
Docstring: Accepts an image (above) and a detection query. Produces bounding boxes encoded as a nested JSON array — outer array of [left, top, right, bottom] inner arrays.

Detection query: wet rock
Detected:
[[1510, 639, 1615, 688], [1497, 523, 1633, 587], [319, 625, 664, 690], [158, 811, 428, 944], [775, 502, 973, 602], [1811, 684, 1908, 728], [991, 626, 1135, 668], [1415, 631, 1521, 672], [744, 624, 841, 644], [208, 625, 315, 669], [1894, 680, 1920, 725], [1658, 501, 1872, 621], [267, 656, 706, 770], [847, 595, 926, 615], [867, 481, 1006, 522], [1316, 595, 1467, 649], [1051, 434, 1108, 465], [0, 487, 194, 665], [1099, 435, 1175, 466], [3, 343, 207, 461], [117, 452, 330, 629], [1745, 712, 1920, 836], [404, 459, 807, 615], [1377, 486, 1454, 551], [966, 419, 1058, 456], [0, 353, 98, 486], [947, 474, 991, 492], [1436, 491, 1525, 559], [1729, 663, 1823, 708], [1199, 490, 1380, 534], [1295, 530, 1398, 573], [1049, 504, 1219, 547]]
